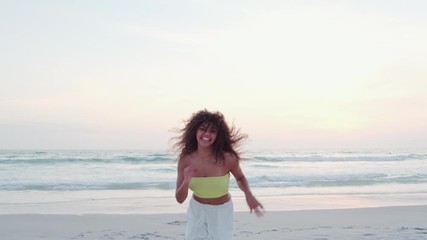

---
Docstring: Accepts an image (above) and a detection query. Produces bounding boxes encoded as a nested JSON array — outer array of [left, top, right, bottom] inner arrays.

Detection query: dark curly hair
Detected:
[[171, 109, 247, 164]]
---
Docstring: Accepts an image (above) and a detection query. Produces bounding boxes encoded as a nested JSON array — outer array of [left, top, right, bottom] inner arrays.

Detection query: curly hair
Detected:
[[172, 109, 247, 164]]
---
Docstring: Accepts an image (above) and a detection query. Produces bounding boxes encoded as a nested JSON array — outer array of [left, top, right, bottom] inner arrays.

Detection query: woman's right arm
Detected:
[[175, 157, 191, 204]]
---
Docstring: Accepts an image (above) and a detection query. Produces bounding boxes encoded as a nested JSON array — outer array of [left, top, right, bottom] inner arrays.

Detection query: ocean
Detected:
[[1, 149, 426, 214]]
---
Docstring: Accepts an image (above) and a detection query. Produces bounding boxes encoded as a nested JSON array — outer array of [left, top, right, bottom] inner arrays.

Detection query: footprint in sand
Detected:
[[129, 232, 175, 240], [167, 220, 186, 225]]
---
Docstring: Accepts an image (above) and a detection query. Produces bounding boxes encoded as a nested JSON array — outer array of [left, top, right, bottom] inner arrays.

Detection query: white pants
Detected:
[[185, 197, 234, 240]]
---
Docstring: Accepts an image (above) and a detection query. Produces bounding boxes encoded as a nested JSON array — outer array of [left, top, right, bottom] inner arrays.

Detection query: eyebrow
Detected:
[[200, 123, 217, 129]]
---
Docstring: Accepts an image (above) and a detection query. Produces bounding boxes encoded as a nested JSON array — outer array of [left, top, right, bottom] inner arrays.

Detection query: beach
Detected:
[[3, 0, 427, 238], [1, 205, 426, 239], [1, 149, 427, 239]]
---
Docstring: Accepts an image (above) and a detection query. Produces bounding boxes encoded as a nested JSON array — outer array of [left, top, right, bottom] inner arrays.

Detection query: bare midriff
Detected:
[[193, 193, 231, 205]]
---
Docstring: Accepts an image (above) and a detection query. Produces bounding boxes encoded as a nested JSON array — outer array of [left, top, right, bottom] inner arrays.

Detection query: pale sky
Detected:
[[1, 0, 426, 150]]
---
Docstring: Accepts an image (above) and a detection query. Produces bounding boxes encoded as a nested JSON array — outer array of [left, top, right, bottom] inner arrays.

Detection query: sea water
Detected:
[[1, 149, 426, 214]]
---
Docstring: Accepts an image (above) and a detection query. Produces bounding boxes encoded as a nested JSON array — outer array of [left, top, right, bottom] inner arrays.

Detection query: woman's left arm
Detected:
[[229, 156, 264, 217]]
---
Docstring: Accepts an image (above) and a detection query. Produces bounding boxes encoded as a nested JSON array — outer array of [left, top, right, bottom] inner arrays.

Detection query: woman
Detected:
[[173, 109, 264, 240]]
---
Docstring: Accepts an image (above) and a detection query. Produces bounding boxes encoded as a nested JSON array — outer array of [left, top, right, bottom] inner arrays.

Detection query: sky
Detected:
[[1, 0, 427, 150]]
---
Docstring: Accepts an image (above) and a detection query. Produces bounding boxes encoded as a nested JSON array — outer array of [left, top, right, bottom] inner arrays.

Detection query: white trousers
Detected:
[[185, 197, 234, 240]]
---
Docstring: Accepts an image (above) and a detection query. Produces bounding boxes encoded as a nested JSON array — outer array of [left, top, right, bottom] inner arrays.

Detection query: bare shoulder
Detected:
[[224, 152, 239, 169], [224, 152, 245, 179], [177, 154, 191, 168]]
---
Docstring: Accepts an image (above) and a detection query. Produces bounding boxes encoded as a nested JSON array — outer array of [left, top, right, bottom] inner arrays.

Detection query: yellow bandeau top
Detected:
[[189, 172, 230, 198]]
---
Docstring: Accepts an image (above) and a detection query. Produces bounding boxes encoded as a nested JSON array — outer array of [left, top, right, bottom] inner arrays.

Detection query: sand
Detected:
[[1, 205, 426, 239]]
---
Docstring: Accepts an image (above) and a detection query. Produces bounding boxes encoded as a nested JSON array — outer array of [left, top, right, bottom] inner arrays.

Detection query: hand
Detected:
[[245, 193, 265, 217], [183, 165, 197, 183]]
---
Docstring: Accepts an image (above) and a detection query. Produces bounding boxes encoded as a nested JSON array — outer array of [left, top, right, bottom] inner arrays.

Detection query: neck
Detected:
[[197, 146, 214, 158]]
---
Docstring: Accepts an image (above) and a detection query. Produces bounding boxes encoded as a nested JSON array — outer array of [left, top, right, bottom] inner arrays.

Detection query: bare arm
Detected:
[[175, 157, 192, 204], [229, 157, 264, 216]]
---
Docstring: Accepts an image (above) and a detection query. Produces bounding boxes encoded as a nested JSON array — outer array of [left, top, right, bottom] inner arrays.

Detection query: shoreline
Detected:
[[2, 189, 427, 215], [1, 205, 426, 239]]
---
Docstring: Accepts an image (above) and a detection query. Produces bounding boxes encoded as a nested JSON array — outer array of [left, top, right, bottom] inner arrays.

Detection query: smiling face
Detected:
[[196, 122, 218, 148]]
